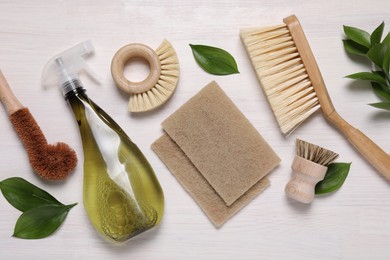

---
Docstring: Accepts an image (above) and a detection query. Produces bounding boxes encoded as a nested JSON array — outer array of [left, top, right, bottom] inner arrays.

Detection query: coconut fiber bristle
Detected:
[[296, 139, 338, 166], [130, 40, 180, 112], [240, 24, 321, 135], [10, 108, 77, 180]]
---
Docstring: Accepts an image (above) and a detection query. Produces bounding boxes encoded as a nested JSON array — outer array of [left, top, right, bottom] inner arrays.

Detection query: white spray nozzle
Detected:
[[42, 40, 101, 96]]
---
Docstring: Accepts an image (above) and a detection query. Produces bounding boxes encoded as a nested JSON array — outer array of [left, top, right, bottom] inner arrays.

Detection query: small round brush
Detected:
[[0, 70, 77, 180], [285, 139, 338, 203], [111, 39, 179, 112]]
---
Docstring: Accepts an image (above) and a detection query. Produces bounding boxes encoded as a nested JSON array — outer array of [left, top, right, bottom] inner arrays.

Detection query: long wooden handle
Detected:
[[0, 70, 23, 115], [327, 111, 390, 180], [285, 156, 327, 203]]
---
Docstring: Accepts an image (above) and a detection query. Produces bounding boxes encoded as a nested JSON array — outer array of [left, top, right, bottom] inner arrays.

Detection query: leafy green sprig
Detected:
[[343, 22, 390, 110]]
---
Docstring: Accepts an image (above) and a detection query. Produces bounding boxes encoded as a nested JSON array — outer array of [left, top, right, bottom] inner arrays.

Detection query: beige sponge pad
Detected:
[[162, 81, 280, 206], [152, 134, 270, 227], [152, 81, 280, 227]]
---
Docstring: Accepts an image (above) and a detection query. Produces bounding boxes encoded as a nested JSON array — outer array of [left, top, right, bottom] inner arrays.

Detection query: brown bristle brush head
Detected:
[[241, 15, 390, 181], [10, 108, 77, 180], [285, 139, 338, 203], [0, 70, 77, 181], [295, 139, 338, 166]]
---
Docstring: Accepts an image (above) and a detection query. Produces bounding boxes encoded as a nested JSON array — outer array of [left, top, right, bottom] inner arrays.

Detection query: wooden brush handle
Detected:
[[285, 156, 328, 203], [327, 111, 390, 180], [0, 70, 23, 115]]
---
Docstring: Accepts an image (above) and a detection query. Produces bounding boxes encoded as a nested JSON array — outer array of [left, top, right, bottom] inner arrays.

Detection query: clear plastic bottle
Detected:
[[42, 41, 164, 242]]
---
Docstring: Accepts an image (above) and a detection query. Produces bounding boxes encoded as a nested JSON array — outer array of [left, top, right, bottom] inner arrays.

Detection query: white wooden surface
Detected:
[[1, 0, 390, 259]]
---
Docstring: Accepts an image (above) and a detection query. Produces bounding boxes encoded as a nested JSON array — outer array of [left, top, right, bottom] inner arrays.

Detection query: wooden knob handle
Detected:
[[285, 155, 327, 203], [111, 43, 161, 94]]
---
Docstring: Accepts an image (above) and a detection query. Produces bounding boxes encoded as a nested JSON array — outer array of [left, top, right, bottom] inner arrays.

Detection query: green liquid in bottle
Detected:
[[66, 84, 164, 242]]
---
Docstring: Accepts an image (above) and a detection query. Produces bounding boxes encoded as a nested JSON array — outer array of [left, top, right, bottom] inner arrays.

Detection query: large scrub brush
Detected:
[[240, 15, 390, 180], [0, 70, 77, 180]]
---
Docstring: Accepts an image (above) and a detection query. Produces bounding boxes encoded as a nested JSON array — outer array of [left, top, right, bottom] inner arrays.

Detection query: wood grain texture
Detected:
[[1, 0, 390, 259]]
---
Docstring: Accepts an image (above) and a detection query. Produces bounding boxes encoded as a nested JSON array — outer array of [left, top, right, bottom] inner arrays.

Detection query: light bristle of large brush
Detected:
[[129, 40, 179, 112], [295, 139, 338, 166], [240, 24, 321, 135]]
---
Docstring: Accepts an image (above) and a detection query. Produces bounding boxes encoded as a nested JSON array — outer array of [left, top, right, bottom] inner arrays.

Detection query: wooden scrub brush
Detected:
[[0, 70, 77, 180], [111, 39, 179, 112], [240, 15, 390, 180], [285, 139, 338, 203]]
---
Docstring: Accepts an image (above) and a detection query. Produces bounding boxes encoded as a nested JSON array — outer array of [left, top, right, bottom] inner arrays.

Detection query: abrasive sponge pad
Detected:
[[152, 81, 280, 226], [152, 134, 270, 227], [161, 81, 280, 206]]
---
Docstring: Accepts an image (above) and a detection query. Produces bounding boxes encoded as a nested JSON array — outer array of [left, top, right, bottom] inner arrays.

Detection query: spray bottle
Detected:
[[42, 41, 164, 242]]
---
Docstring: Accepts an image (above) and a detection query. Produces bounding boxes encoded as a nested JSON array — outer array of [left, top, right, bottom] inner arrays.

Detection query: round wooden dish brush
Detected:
[[111, 39, 180, 112], [285, 139, 338, 203], [0, 70, 77, 180]]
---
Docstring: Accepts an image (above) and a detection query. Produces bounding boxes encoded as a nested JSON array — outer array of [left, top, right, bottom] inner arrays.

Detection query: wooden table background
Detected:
[[1, 0, 390, 259]]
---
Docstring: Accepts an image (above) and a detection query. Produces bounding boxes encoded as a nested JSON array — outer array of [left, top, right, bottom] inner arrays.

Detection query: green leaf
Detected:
[[367, 43, 387, 67], [0, 177, 63, 212], [383, 32, 390, 47], [315, 163, 351, 195], [371, 22, 385, 45], [369, 101, 390, 111], [345, 71, 387, 85], [371, 82, 390, 101], [344, 25, 371, 48], [383, 45, 390, 75], [342, 39, 369, 56], [13, 203, 77, 239], [189, 44, 239, 75], [383, 33, 390, 75]]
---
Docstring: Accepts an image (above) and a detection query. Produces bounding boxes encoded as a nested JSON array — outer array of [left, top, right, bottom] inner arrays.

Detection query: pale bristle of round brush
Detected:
[[295, 139, 338, 166], [129, 40, 179, 112], [240, 24, 321, 135]]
